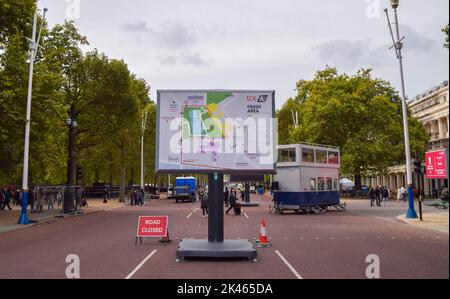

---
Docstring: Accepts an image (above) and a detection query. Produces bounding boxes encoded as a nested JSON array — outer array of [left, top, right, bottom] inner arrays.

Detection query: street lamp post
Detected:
[[63, 107, 77, 214], [384, 0, 418, 219], [141, 111, 148, 191], [18, 8, 47, 225], [66, 106, 77, 187]]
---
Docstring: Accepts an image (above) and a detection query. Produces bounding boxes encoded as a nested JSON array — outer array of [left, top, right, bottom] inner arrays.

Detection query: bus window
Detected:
[[302, 148, 314, 163], [310, 178, 316, 191], [333, 179, 338, 190], [328, 151, 339, 164], [316, 150, 328, 164], [318, 177, 325, 191], [278, 148, 296, 163], [326, 177, 333, 190]]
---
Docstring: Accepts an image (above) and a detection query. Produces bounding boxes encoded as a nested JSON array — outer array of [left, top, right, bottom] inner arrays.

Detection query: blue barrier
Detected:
[[274, 191, 340, 207]]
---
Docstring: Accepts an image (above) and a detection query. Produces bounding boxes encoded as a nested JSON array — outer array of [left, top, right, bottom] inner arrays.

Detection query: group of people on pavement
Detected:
[[129, 187, 145, 206], [368, 186, 391, 207], [0, 187, 17, 211]]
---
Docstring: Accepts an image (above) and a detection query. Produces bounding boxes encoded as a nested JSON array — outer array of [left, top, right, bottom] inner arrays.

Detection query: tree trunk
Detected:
[[354, 173, 362, 191], [94, 169, 99, 184], [108, 152, 113, 187], [119, 138, 126, 203]]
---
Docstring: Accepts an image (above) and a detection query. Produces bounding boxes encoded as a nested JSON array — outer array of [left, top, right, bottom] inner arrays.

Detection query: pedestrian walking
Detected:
[[382, 186, 389, 207], [129, 188, 135, 205], [2, 187, 12, 211], [374, 186, 381, 207], [200, 191, 208, 217], [0, 188, 6, 211], [226, 189, 237, 215], [369, 186, 375, 207], [103, 187, 109, 204], [224, 187, 230, 207], [400, 186, 407, 203], [136, 189, 145, 206]]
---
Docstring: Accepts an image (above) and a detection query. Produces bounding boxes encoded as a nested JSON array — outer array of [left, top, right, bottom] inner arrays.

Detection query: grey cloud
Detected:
[[400, 24, 437, 53], [121, 20, 149, 33], [120, 20, 209, 49], [159, 52, 211, 67], [312, 39, 388, 69]]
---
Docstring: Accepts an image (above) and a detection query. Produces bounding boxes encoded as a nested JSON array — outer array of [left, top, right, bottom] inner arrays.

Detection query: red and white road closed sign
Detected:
[[136, 216, 169, 238]]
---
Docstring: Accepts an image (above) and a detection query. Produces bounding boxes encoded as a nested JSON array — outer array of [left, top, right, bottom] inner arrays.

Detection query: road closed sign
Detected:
[[425, 150, 448, 179], [136, 216, 169, 238]]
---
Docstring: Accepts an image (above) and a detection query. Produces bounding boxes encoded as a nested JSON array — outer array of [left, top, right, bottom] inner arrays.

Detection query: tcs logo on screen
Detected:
[[247, 95, 268, 103]]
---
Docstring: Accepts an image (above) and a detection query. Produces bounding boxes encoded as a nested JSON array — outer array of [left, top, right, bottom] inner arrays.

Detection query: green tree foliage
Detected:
[[277, 67, 429, 185], [0, 0, 35, 47], [0, 3, 156, 189]]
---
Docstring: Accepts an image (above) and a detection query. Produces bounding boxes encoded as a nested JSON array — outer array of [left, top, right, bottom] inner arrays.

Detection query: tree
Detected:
[[1, 6, 156, 191], [0, 13, 67, 185], [443, 24, 449, 49], [276, 98, 301, 145], [278, 67, 429, 189], [0, 0, 35, 48]]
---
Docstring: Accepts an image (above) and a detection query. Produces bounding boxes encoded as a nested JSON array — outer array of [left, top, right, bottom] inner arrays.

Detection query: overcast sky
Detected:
[[38, 0, 449, 108]]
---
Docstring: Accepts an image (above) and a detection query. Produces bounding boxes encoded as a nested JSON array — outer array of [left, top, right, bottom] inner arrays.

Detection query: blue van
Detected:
[[174, 177, 197, 203]]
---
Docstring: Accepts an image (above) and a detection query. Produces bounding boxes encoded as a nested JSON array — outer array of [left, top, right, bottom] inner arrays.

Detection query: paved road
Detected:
[[0, 194, 448, 279]]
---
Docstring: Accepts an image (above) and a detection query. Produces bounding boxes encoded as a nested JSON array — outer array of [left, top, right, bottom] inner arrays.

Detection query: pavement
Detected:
[[397, 213, 449, 234], [342, 198, 449, 233], [0, 198, 126, 234], [0, 194, 448, 279]]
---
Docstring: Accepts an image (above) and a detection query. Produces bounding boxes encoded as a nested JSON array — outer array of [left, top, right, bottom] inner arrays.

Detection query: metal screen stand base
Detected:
[[176, 239, 257, 260]]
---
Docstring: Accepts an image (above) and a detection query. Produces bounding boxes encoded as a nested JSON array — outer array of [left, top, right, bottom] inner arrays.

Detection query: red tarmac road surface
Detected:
[[0, 194, 448, 279]]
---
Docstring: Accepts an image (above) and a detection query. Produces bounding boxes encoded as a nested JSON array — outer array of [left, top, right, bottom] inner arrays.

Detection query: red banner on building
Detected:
[[136, 216, 169, 238], [425, 150, 448, 179]]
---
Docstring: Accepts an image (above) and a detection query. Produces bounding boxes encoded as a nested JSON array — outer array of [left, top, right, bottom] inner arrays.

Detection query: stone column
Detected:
[[438, 117, 445, 139]]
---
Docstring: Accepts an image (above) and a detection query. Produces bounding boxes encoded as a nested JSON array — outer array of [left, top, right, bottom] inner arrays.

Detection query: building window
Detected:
[[302, 148, 314, 163], [278, 148, 296, 163]]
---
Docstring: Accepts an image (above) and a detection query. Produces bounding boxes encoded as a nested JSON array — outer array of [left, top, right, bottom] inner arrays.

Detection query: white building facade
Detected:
[[360, 81, 449, 196]]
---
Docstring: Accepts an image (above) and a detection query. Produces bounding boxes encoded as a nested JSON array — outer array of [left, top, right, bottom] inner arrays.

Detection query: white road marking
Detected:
[[186, 208, 200, 219], [275, 250, 303, 279], [125, 250, 157, 279], [241, 209, 250, 219]]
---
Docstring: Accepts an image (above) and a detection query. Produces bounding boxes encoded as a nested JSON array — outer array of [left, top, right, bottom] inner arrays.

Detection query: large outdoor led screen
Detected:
[[156, 90, 277, 174]]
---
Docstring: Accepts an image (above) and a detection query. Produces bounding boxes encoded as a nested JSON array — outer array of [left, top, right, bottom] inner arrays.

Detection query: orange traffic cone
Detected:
[[256, 219, 271, 247]]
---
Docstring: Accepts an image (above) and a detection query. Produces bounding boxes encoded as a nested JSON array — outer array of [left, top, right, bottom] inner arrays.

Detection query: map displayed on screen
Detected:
[[156, 90, 276, 173]]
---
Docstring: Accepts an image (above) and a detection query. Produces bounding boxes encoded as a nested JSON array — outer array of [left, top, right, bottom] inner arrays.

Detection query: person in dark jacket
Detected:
[[374, 186, 381, 207], [224, 187, 230, 207], [381, 186, 389, 207], [103, 187, 109, 203], [369, 187, 375, 207], [2, 187, 12, 211], [226, 189, 237, 215], [200, 191, 208, 217]]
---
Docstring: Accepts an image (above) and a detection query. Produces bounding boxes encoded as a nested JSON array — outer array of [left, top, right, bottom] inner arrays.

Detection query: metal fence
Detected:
[[32, 186, 83, 215]]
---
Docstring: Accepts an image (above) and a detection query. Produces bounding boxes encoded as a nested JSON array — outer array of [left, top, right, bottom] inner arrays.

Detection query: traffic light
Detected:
[[76, 165, 84, 181], [413, 159, 422, 174]]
